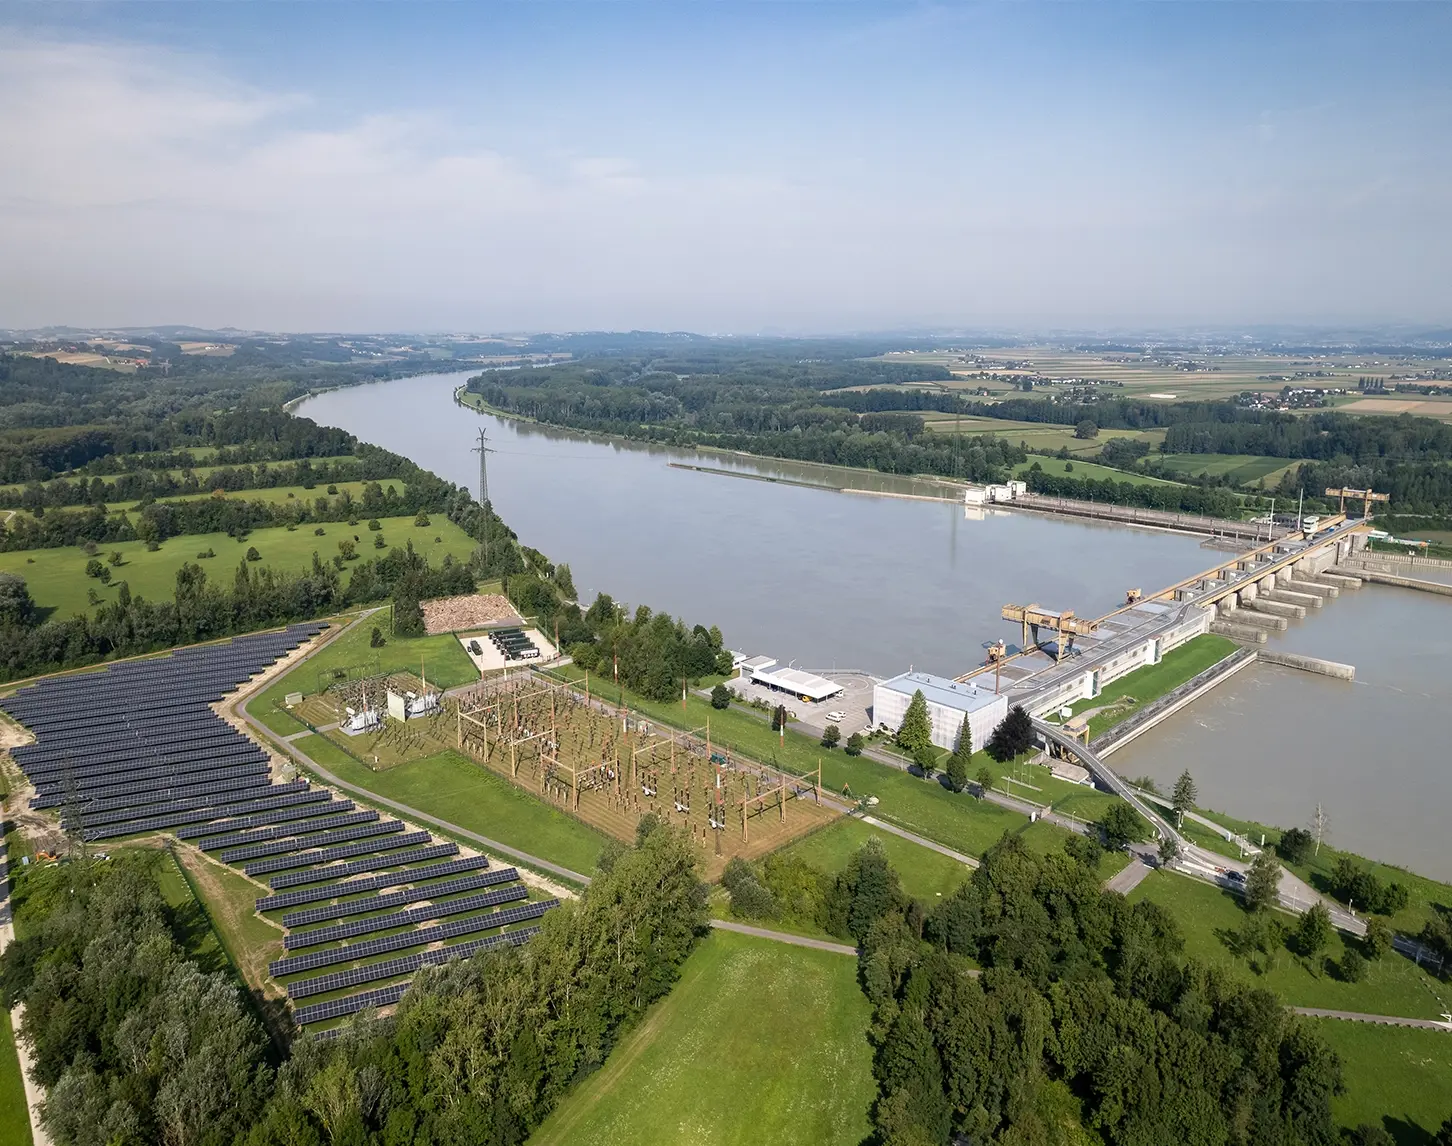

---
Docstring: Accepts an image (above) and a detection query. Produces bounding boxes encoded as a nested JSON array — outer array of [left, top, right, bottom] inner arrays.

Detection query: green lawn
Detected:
[[289, 741, 611, 877], [1154, 453, 1302, 487], [251, 616, 478, 734], [549, 667, 1029, 858], [1012, 456, 1184, 487], [1014, 818, 1133, 879], [1313, 1021, 1452, 1142], [1060, 633, 1239, 738], [1127, 872, 1448, 1020], [1, 513, 478, 620], [529, 930, 874, 1146], [171, 847, 287, 999], [776, 818, 972, 902], [1193, 808, 1452, 940], [0, 1008, 32, 1146]]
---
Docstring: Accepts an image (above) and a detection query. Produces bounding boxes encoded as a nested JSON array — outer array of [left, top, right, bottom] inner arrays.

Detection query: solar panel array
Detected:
[[292, 982, 412, 1027], [280, 866, 517, 928], [270, 900, 558, 977], [287, 927, 538, 999], [285, 885, 528, 949], [267, 842, 460, 890], [0, 618, 558, 1028], [256, 853, 492, 913]]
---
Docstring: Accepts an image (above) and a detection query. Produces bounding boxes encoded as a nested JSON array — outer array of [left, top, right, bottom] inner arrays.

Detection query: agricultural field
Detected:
[[1153, 453, 1302, 487], [776, 817, 972, 902], [920, 412, 1167, 457], [1335, 394, 1452, 423], [1011, 455, 1182, 487], [529, 929, 874, 1146], [0, 513, 478, 619], [1316, 1022, 1452, 1140], [1127, 872, 1449, 1020]]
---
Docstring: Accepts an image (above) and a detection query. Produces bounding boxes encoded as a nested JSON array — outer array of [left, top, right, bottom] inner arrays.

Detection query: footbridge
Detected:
[[1034, 719, 1181, 847]]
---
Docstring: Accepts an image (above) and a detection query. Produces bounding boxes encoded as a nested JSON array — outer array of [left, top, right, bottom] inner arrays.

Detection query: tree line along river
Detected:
[[297, 370, 1452, 880]]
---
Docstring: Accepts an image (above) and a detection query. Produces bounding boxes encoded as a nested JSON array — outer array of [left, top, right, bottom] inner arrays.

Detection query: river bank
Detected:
[[296, 371, 1452, 880]]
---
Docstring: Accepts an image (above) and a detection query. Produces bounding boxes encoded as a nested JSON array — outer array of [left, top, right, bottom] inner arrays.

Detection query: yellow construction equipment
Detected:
[[1325, 487, 1389, 518], [1001, 604, 1099, 662]]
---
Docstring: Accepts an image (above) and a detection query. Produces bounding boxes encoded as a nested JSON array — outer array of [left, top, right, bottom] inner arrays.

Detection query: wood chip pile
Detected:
[[421, 593, 523, 635]]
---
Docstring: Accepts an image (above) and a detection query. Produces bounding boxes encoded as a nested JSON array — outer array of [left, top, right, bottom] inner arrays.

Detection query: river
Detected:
[[298, 370, 1452, 879]]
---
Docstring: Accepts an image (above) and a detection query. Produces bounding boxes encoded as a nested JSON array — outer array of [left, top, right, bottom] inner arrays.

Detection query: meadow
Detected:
[[102, 478, 388, 513], [0, 513, 478, 619], [1316, 1022, 1452, 1141], [528, 929, 874, 1146], [1060, 633, 1238, 738], [1127, 872, 1449, 1020], [1153, 453, 1302, 486], [0, 1009, 31, 1146], [1011, 455, 1182, 487], [777, 817, 972, 902]]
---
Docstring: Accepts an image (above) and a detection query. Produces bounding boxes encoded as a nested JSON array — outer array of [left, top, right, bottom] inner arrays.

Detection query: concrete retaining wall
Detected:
[[1258, 650, 1355, 681]]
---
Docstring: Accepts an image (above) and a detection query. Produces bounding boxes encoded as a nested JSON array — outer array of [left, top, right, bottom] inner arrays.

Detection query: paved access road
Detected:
[[710, 919, 858, 956], [1292, 1007, 1452, 1032]]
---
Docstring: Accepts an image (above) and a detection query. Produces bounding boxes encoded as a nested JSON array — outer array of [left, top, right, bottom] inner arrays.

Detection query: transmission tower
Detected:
[[470, 428, 495, 507]]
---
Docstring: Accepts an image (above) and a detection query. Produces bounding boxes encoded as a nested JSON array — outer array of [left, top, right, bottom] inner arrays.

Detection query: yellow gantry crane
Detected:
[[1001, 604, 1099, 663], [1325, 487, 1389, 518]]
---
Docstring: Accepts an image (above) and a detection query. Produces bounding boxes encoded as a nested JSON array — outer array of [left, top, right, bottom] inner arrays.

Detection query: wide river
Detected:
[[299, 370, 1452, 879]]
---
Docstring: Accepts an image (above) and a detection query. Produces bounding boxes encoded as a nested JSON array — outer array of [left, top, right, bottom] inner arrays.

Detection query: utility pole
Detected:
[[470, 428, 495, 508]]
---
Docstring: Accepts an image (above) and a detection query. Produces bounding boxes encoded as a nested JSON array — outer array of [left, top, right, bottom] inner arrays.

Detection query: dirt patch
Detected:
[[175, 845, 285, 999]]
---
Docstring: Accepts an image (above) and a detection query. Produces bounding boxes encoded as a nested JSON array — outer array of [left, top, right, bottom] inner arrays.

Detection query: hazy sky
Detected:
[[2, 3, 1448, 333]]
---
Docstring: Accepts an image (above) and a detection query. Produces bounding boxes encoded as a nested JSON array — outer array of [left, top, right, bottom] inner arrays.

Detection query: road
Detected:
[[1292, 1007, 1452, 1032], [709, 919, 858, 956]]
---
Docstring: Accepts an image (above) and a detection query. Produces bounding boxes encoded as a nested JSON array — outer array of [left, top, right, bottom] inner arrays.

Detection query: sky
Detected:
[[1, 2, 1449, 334]]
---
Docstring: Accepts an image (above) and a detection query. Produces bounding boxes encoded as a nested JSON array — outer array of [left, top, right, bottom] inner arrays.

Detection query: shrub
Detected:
[[84, 558, 105, 579], [1336, 949, 1367, 983], [710, 683, 731, 710], [107, 551, 123, 566], [1276, 827, 1314, 865], [821, 723, 841, 749], [368, 519, 382, 530], [415, 511, 432, 527], [845, 732, 864, 756], [374, 534, 387, 548], [370, 626, 386, 648], [326, 484, 338, 495], [245, 547, 261, 561], [314, 527, 326, 536]]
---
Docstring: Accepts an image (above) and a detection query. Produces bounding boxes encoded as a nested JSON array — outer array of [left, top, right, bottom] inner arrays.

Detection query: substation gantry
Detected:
[[1324, 487, 1389, 519]]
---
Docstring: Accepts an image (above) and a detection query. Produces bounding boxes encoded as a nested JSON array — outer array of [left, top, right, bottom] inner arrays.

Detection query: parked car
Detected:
[[826, 710, 846, 723], [468, 640, 482, 655]]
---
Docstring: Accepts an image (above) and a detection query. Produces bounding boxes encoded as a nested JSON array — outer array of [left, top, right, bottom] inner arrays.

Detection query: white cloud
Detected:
[[0, 29, 1447, 331]]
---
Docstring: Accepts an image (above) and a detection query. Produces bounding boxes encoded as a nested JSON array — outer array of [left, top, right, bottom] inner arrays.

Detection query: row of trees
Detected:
[[0, 823, 710, 1146]]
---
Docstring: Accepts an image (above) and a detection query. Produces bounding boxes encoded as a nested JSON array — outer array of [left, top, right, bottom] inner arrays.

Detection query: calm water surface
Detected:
[[299, 371, 1452, 878]]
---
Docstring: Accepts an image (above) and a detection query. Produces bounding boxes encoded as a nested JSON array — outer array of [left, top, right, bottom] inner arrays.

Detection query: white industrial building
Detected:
[[738, 656, 843, 703], [873, 671, 1008, 753]]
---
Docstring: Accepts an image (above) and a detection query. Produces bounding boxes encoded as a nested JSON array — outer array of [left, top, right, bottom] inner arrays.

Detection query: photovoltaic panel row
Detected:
[[84, 788, 329, 841], [201, 810, 378, 852], [266, 842, 459, 890], [223, 819, 403, 865], [287, 927, 538, 999], [244, 830, 430, 877], [180, 799, 356, 841], [285, 885, 528, 949], [281, 867, 516, 927], [29, 745, 268, 794], [270, 900, 557, 977], [258, 852, 487, 911], [76, 766, 271, 809], [23, 731, 257, 776], [67, 781, 278, 829], [293, 981, 412, 1026]]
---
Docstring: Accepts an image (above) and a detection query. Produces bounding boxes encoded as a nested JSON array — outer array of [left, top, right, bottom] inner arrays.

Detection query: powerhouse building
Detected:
[[873, 671, 1008, 752]]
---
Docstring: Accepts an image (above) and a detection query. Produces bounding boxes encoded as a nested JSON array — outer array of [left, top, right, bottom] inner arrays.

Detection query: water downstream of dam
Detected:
[[298, 370, 1452, 879]]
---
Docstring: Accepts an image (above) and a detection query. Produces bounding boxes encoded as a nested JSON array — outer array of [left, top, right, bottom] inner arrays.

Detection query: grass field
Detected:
[[0, 513, 477, 619], [0, 454, 365, 497], [1314, 1021, 1452, 1141], [1192, 808, 1452, 940], [920, 413, 1168, 457], [103, 478, 393, 513], [548, 667, 1030, 859], [776, 817, 972, 902], [173, 846, 287, 1000], [1012, 455, 1183, 487], [529, 930, 874, 1146], [1061, 633, 1239, 738], [0, 1008, 32, 1146], [251, 616, 478, 735], [1153, 453, 1302, 487], [288, 740, 612, 876], [1127, 872, 1449, 1020]]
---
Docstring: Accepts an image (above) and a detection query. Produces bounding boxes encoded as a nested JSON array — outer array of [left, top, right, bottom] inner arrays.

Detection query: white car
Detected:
[[825, 711, 846, 723]]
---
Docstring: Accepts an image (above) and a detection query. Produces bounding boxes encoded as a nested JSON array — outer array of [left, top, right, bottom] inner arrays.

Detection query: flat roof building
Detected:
[[873, 671, 1008, 754], [739, 656, 843, 703]]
